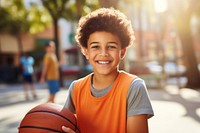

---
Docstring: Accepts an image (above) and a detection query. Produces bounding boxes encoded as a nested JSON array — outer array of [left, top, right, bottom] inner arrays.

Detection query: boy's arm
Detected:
[[40, 63, 48, 83], [127, 114, 148, 133], [40, 55, 49, 83]]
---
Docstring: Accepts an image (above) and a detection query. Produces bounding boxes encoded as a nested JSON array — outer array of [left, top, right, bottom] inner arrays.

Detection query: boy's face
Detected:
[[83, 31, 126, 75]]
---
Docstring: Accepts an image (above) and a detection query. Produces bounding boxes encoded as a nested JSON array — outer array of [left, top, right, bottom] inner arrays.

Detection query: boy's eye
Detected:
[[108, 46, 116, 49], [107, 42, 119, 49], [90, 45, 99, 49]]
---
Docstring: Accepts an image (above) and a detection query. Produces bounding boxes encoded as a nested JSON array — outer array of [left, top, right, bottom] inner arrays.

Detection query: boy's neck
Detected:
[[92, 70, 119, 90]]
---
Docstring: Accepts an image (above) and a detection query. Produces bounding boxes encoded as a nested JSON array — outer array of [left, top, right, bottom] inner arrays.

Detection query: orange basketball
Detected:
[[18, 103, 80, 133]]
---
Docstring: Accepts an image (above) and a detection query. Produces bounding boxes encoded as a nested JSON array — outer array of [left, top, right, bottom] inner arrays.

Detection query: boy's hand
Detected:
[[62, 126, 76, 133]]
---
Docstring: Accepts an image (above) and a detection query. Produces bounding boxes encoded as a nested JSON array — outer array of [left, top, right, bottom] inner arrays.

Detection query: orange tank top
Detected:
[[72, 71, 136, 133]]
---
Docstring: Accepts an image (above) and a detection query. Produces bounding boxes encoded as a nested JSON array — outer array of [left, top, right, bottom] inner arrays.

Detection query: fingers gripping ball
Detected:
[[18, 103, 80, 133]]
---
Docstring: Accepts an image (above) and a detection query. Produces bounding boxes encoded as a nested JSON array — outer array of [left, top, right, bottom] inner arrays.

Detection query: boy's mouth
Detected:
[[97, 61, 110, 64]]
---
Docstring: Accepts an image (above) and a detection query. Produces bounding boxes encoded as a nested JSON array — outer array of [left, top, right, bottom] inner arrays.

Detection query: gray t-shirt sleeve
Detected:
[[64, 81, 76, 114], [127, 78, 154, 118]]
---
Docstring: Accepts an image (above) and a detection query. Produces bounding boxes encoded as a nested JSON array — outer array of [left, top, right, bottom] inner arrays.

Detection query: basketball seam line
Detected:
[[26, 110, 80, 132], [19, 125, 64, 133]]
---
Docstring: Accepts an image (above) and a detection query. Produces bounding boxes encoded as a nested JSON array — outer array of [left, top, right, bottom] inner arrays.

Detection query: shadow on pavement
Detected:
[[149, 86, 200, 123]]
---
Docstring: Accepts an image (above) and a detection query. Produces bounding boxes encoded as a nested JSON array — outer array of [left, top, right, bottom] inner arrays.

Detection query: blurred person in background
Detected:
[[40, 41, 60, 103], [20, 52, 37, 100]]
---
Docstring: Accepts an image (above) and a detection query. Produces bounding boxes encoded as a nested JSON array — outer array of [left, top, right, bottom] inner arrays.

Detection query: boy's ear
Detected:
[[120, 48, 127, 59], [81, 47, 89, 60]]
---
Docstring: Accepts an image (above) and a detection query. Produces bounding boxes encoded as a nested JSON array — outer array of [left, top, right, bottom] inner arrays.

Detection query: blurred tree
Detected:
[[0, 8, 11, 31], [170, 0, 200, 88], [27, 3, 52, 35], [0, 0, 28, 55], [0, 0, 51, 56]]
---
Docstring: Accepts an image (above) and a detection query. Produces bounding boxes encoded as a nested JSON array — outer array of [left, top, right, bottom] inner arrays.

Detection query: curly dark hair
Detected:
[[75, 8, 135, 49]]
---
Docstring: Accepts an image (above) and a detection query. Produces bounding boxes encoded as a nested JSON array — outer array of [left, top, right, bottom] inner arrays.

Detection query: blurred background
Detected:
[[0, 0, 200, 133], [0, 0, 200, 89]]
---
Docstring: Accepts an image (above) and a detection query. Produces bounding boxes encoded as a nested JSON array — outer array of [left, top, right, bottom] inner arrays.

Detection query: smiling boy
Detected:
[[62, 8, 154, 133]]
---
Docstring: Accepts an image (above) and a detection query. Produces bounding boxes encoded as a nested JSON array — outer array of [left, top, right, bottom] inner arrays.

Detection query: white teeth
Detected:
[[98, 61, 109, 64]]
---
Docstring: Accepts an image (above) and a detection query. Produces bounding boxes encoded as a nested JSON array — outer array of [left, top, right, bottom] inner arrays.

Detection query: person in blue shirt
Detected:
[[20, 52, 37, 100]]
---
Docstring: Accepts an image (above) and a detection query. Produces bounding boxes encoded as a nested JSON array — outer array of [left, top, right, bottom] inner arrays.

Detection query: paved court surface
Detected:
[[0, 83, 200, 133]]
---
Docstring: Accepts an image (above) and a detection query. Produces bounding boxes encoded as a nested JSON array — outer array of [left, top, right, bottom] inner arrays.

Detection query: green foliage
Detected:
[[0, 0, 51, 35], [0, 8, 12, 33], [0, 0, 27, 34], [83, 0, 100, 15], [41, 0, 71, 19], [41, 0, 99, 22], [27, 3, 52, 34]]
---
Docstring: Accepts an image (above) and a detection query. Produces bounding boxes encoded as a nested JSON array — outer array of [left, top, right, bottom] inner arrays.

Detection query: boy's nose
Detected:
[[99, 48, 109, 57]]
